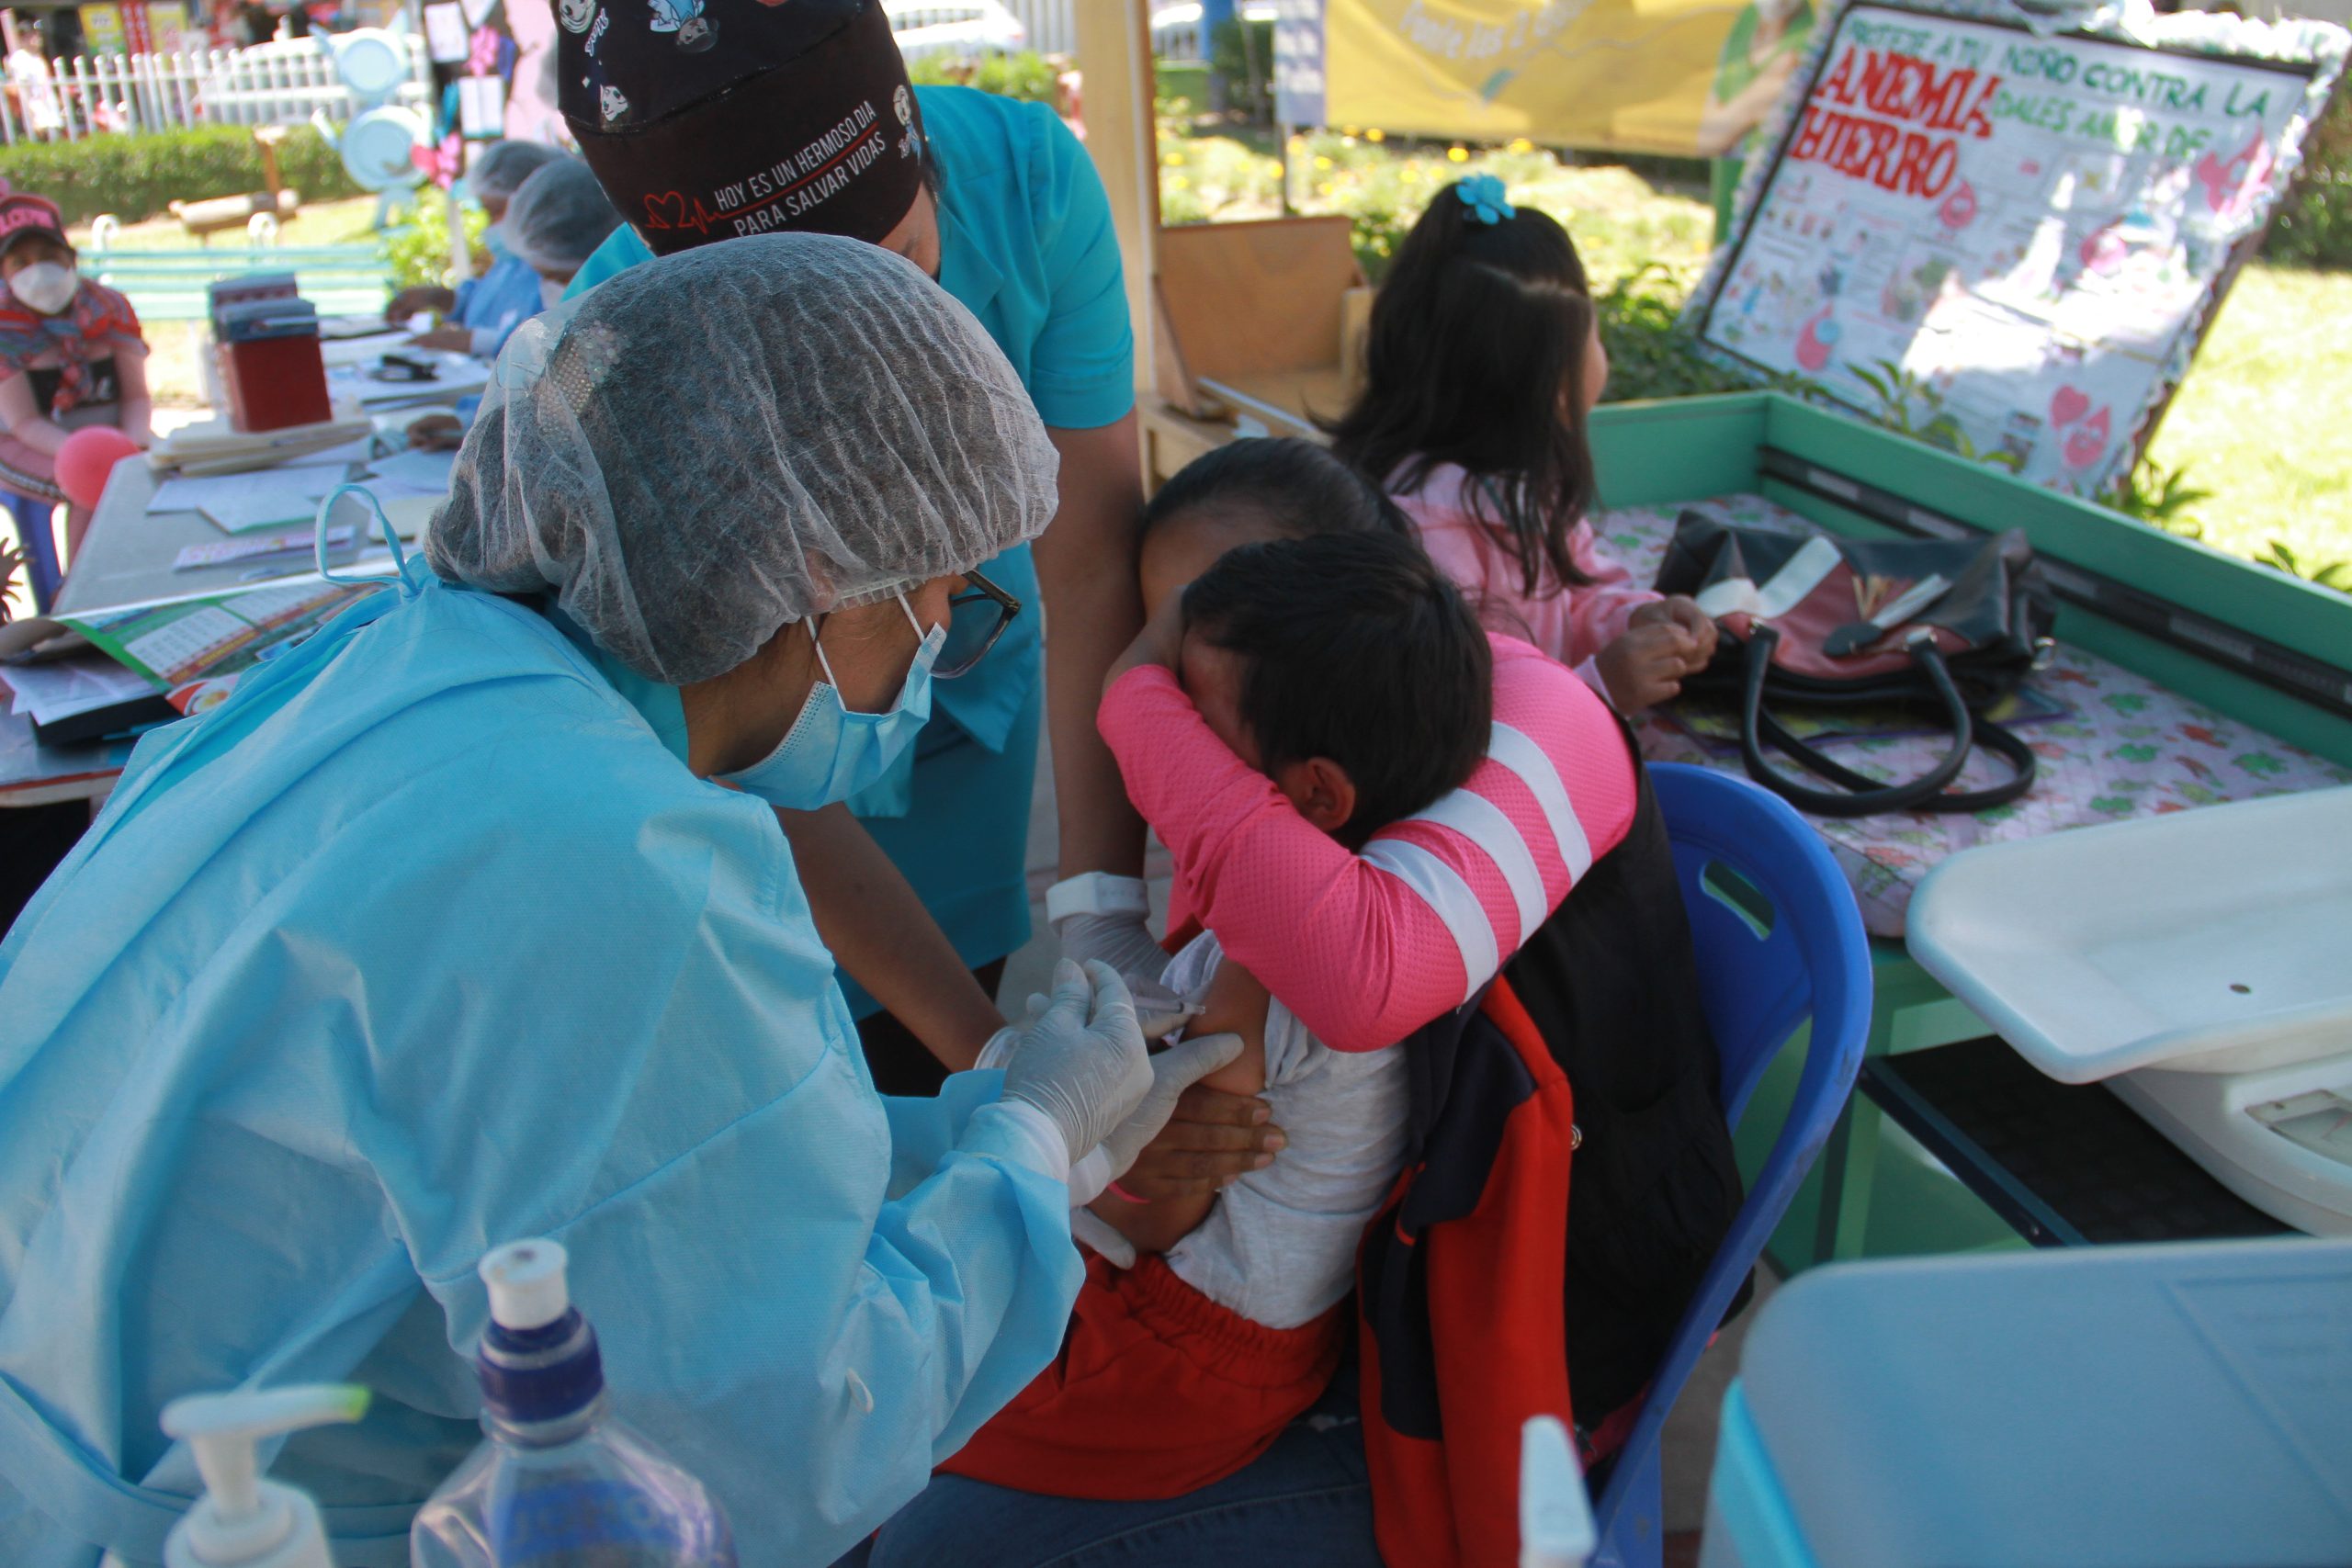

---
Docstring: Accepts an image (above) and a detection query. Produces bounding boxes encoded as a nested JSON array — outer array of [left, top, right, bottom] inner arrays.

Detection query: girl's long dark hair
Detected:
[[1327, 186, 1599, 595]]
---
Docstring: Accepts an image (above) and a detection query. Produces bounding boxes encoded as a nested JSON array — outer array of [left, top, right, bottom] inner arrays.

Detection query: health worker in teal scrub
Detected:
[[560, 0, 1219, 1111]]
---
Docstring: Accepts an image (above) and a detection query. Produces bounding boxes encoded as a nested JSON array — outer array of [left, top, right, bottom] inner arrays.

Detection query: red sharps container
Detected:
[[209, 274, 332, 433]]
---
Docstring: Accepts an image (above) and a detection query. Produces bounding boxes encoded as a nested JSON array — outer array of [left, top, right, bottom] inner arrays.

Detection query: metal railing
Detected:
[[0, 37, 427, 144]]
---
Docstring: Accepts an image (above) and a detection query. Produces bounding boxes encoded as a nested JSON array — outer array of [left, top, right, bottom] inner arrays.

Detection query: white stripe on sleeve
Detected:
[[1362, 837, 1499, 1005], [1486, 721, 1594, 883], [1403, 787, 1547, 953]]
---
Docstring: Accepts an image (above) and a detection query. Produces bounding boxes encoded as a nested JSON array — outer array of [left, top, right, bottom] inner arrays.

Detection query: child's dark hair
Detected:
[[1144, 435, 1415, 541], [1326, 184, 1599, 597], [1183, 530, 1491, 847]]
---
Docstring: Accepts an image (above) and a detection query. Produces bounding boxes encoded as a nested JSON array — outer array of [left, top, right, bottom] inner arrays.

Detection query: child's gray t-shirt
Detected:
[[1159, 932, 1413, 1330]]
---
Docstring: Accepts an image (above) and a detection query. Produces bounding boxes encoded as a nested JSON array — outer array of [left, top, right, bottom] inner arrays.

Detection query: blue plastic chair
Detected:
[[5, 490, 61, 615], [1588, 763, 1874, 1568]]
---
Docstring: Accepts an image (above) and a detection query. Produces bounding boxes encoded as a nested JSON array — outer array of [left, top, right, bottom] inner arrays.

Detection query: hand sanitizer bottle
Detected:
[[161, 1383, 372, 1568], [411, 1237, 738, 1567]]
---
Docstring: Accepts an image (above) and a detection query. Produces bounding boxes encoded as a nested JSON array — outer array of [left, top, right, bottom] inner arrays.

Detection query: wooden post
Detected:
[[1072, 0, 1159, 399]]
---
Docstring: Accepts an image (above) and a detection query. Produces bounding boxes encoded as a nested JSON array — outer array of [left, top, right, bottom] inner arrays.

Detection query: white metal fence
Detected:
[[0, 36, 427, 145], [0, 1, 1086, 151], [1000, 0, 1075, 55]]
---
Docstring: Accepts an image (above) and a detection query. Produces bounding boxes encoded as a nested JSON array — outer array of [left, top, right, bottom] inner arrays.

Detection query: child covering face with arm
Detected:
[[1102, 440, 1643, 1065], [936, 525, 1483, 1505]]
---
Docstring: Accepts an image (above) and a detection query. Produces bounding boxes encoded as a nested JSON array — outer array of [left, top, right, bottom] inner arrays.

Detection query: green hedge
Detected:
[[905, 49, 1060, 105], [0, 124, 363, 227]]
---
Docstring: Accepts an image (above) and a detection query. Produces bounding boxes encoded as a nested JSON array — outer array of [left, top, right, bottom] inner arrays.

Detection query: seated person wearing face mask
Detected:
[[391, 139, 566, 357], [0, 186, 150, 548]]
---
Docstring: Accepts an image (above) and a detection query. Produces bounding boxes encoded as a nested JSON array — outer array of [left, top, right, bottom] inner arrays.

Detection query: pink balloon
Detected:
[[56, 425, 141, 510]]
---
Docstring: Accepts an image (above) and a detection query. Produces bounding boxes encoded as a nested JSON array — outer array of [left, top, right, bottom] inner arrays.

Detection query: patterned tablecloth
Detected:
[[1600, 493, 2352, 939]]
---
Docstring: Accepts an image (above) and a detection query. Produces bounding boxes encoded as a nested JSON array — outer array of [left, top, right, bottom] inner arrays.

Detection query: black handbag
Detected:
[[1653, 512, 2057, 818]]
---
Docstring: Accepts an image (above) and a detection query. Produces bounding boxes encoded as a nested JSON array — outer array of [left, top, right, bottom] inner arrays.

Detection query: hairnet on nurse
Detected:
[[425, 233, 1061, 686], [504, 160, 621, 274], [468, 140, 566, 204]]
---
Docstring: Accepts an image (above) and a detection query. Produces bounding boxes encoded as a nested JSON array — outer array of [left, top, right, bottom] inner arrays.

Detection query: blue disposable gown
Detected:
[[0, 569, 1083, 1568], [450, 250, 543, 357]]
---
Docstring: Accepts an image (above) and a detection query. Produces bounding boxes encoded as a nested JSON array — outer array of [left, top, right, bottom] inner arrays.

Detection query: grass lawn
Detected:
[[66, 193, 387, 254], [1164, 119, 2351, 581], [2144, 265, 2352, 574]]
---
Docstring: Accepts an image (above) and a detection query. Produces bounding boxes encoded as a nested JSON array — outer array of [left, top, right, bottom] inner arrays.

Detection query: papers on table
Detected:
[[150, 463, 346, 525], [152, 407, 377, 477], [320, 316, 401, 342], [358, 447, 457, 501], [327, 353, 492, 411], [200, 491, 331, 536], [175, 525, 355, 571], [321, 332, 415, 368], [284, 436, 379, 469], [58, 580, 373, 688], [1, 655, 162, 726]]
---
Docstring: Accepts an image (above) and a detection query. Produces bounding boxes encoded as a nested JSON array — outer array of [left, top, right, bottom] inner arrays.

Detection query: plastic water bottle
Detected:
[[412, 1238, 738, 1568]]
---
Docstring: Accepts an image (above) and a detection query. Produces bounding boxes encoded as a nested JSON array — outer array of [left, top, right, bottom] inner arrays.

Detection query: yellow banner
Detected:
[[1323, 0, 1820, 159]]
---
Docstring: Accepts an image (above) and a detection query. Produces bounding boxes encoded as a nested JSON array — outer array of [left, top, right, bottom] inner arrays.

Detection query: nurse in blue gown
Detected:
[[390, 139, 566, 360], [0, 236, 1238, 1568]]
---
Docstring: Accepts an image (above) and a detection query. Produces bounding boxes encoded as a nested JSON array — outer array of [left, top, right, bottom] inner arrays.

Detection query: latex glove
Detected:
[[1049, 874, 1200, 1036], [1097, 1030, 1246, 1189], [997, 959, 1155, 1165], [1062, 1029, 1245, 1263]]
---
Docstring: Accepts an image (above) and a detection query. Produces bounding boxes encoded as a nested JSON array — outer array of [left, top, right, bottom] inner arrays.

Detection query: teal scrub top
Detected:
[[569, 85, 1137, 976], [0, 570, 1082, 1568]]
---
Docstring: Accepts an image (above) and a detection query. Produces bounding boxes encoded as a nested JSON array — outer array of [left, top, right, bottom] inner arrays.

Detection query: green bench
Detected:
[[82, 243, 396, 322]]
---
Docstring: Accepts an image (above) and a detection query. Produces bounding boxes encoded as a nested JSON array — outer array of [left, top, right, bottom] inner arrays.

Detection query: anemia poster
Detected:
[[1686, 1, 2347, 496]]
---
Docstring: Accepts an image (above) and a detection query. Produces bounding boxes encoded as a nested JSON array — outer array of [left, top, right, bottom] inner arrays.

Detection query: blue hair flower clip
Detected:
[[1456, 174, 1515, 225]]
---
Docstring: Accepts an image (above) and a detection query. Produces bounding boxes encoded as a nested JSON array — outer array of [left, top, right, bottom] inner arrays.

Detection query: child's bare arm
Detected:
[[1083, 958, 1271, 1257]]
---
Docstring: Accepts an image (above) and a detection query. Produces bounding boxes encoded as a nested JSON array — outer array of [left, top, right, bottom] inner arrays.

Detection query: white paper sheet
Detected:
[[328, 355, 492, 410], [201, 491, 328, 536], [322, 333, 416, 368], [150, 464, 348, 516], [0, 657, 162, 725], [283, 437, 380, 468], [360, 448, 458, 499]]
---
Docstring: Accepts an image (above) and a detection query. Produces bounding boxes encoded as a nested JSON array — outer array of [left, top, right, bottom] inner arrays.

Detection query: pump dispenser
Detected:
[[161, 1384, 371, 1568], [413, 1237, 737, 1567]]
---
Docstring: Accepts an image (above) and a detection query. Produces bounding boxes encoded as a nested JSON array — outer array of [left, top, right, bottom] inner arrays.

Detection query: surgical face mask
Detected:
[[539, 276, 567, 310], [718, 596, 945, 808], [482, 221, 513, 259], [9, 261, 78, 315]]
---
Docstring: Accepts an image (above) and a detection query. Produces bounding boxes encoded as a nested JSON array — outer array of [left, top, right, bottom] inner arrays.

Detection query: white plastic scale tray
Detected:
[[1908, 787, 2352, 1235]]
